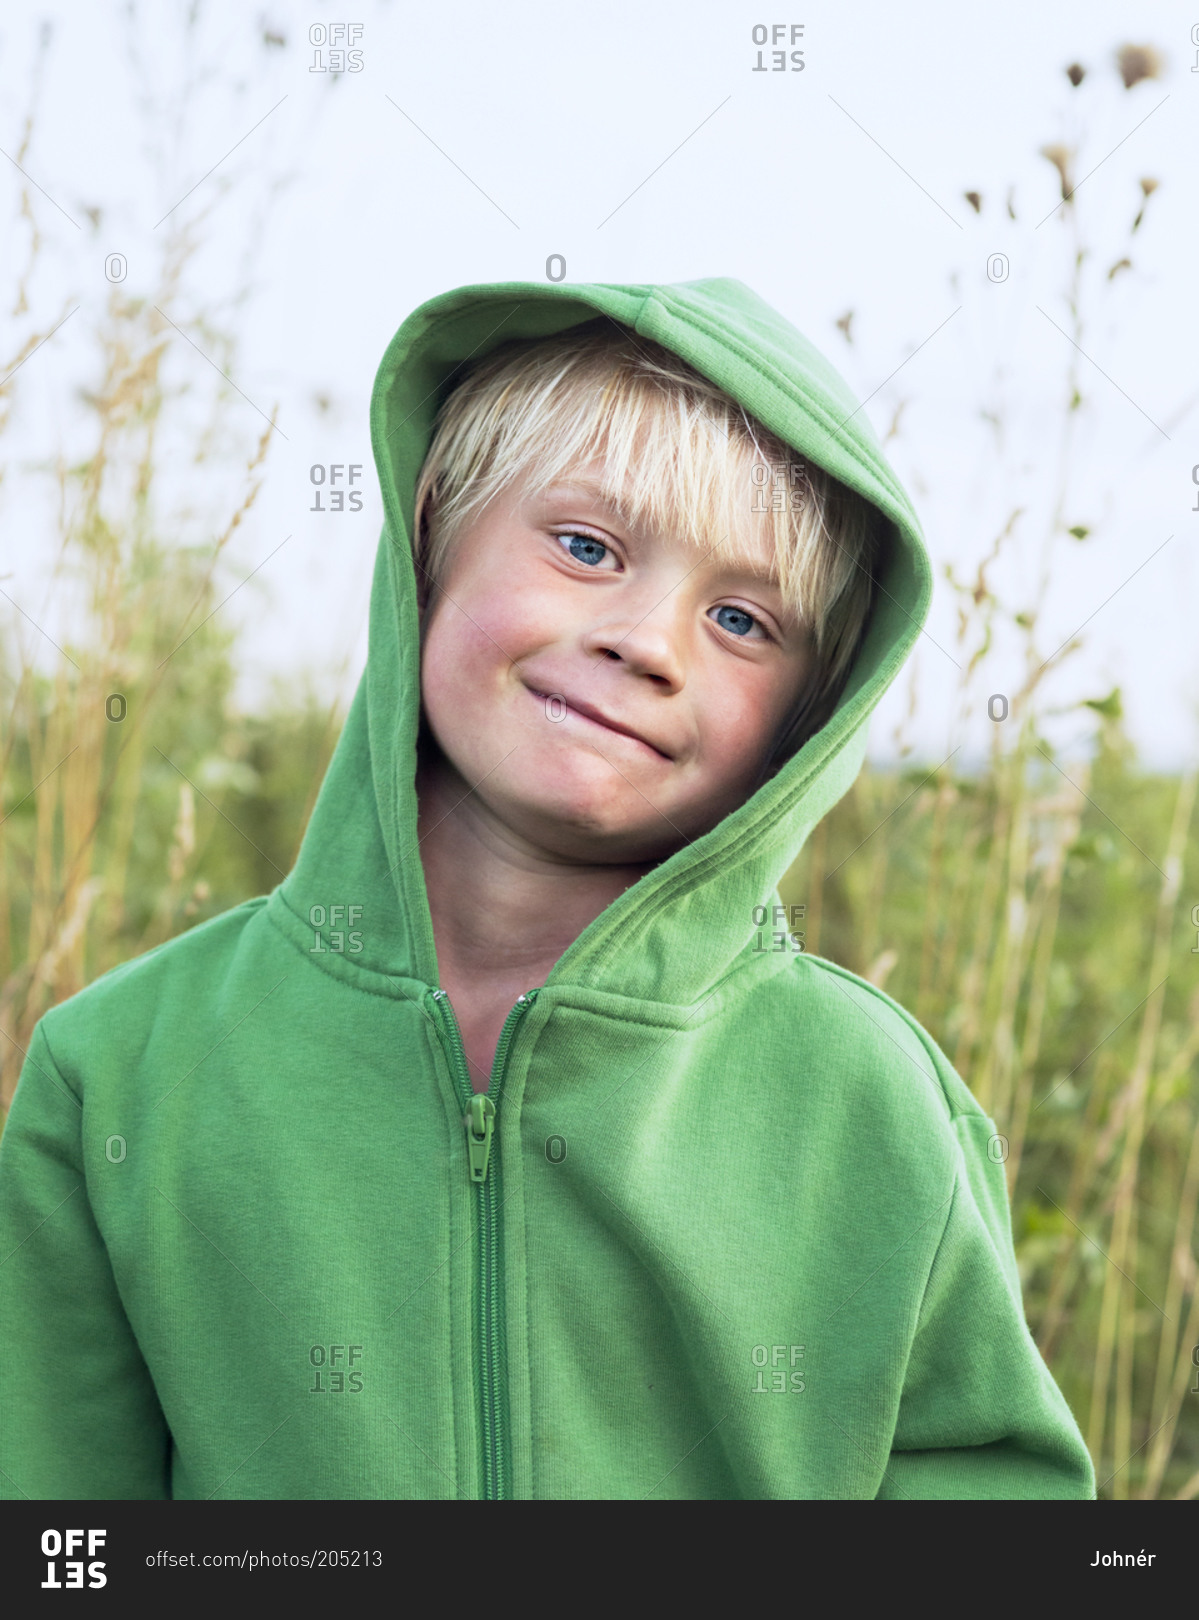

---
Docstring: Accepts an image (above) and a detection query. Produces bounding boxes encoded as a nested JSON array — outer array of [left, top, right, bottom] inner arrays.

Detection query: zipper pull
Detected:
[[465, 1092, 496, 1184]]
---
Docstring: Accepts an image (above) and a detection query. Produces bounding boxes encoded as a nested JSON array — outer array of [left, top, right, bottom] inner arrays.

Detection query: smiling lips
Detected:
[[525, 685, 671, 759]]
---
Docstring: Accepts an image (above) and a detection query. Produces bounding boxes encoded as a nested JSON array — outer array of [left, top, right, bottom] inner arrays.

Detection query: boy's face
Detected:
[[418, 461, 815, 865]]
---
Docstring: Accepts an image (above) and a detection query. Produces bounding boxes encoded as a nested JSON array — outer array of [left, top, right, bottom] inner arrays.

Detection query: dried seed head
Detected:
[[1040, 144, 1075, 201], [1116, 43, 1162, 89]]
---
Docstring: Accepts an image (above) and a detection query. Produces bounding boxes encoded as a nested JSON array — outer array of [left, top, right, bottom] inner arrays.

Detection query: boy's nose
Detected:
[[583, 616, 688, 693]]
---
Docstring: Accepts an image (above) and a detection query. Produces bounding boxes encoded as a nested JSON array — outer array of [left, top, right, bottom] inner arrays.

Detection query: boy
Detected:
[[0, 276, 1094, 1499]]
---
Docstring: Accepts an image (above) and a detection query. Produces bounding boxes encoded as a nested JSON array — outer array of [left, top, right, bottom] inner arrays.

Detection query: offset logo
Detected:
[[308, 23, 364, 73], [40, 1529, 107, 1589], [310, 464, 364, 511], [310, 1344, 365, 1392]]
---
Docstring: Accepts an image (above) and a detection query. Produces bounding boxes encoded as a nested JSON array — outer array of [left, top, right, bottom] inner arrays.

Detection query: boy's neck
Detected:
[[413, 740, 657, 997]]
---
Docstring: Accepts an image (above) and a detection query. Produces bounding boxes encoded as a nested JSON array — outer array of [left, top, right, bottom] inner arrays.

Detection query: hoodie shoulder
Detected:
[[787, 951, 988, 1129], [36, 897, 271, 1082]]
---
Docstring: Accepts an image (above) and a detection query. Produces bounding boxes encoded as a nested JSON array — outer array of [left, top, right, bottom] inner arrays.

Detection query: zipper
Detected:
[[427, 984, 539, 1500]]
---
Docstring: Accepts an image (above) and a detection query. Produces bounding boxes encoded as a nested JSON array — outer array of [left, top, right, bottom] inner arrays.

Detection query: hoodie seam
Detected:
[[28, 1018, 84, 1109], [909, 1164, 961, 1339], [264, 891, 435, 1011], [536, 946, 792, 1028], [640, 289, 917, 513], [583, 721, 866, 977]]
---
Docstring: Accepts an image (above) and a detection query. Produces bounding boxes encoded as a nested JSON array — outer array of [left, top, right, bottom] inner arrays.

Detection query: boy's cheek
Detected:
[[427, 576, 542, 667], [421, 606, 495, 700]]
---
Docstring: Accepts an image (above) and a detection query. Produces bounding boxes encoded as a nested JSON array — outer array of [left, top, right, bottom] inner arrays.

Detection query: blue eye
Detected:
[[559, 532, 610, 567], [713, 605, 758, 638]]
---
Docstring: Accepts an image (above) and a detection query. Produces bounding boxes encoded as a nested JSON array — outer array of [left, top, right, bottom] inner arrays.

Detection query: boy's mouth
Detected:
[[523, 684, 672, 760]]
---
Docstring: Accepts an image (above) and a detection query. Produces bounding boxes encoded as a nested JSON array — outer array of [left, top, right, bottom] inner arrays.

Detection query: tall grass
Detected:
[[782, 44, 1197, 1498], [0, 27, 338, 1109]]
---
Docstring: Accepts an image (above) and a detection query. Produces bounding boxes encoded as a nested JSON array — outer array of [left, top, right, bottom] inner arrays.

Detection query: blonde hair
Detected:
[[412, 318, 881, 771]]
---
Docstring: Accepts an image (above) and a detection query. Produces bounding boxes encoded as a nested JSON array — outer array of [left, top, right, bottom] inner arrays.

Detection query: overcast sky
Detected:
[[3, 0, 1197, 767]]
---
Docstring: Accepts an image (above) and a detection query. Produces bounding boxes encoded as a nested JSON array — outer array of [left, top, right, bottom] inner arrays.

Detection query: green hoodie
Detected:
[[0, 277, 1094, 1500]]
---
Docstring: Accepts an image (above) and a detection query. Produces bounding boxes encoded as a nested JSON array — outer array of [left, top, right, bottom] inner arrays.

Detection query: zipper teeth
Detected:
[[431, 991, 474, 1104], [483, 1164, 500, 1496], [430, 986, 538, 1501], [480, 993, 533, 1501]]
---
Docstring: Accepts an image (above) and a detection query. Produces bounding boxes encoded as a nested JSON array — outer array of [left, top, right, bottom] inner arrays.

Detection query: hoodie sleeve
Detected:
[[875, 1110, 1095, 1500], [0, 1021, 170, 1500]]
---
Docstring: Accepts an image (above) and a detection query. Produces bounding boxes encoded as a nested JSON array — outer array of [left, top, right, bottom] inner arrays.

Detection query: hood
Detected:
[[276, 278, 931, 1008]]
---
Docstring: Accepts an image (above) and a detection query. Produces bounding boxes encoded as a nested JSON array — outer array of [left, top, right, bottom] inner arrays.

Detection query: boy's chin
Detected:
[[504, 779, 693, 864]]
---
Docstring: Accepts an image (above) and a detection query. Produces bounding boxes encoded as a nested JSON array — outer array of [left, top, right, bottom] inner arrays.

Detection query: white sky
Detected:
[[2, 0, 1198, 768]]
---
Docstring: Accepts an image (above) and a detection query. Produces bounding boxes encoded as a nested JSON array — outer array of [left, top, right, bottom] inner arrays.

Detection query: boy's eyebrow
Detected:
[[538, 478, 631, 524], [537, 479, 784, 591]]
